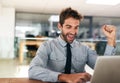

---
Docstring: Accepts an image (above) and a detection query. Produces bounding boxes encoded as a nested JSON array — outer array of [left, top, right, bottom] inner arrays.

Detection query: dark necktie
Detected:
[[64, 43, 72, 74]]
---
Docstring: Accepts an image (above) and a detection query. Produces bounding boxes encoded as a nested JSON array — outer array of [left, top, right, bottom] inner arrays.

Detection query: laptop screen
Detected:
[[91, 56, 120, 83]]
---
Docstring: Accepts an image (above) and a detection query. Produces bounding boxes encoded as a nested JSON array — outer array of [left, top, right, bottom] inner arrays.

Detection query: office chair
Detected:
[[26, 34, 38, 58]]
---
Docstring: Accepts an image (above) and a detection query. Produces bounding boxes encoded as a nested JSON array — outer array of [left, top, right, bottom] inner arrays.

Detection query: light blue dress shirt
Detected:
[[29, 36, 115, 82]]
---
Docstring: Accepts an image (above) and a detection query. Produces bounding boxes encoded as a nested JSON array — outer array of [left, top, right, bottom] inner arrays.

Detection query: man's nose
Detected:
[[70, 29, 76, 34]]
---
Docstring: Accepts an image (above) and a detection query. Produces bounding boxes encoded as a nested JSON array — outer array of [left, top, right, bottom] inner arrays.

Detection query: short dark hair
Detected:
[[59, 7, 83, 26]]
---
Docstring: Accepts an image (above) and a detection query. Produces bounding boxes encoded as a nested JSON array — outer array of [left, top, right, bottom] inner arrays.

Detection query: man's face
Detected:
[[58, 17, 80, 43]]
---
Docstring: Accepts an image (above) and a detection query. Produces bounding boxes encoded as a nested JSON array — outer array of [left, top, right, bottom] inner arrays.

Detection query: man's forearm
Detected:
[[107, 38, 116, 47]]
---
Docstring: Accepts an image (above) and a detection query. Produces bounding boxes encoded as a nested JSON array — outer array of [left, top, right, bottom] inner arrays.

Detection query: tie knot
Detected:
[[66, 43, 70, 47]]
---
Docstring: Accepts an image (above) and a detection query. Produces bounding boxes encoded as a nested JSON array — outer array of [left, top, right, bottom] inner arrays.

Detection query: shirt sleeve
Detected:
[[87, 47, 97, 69], [104, 44, 116, 55], [28, 42, 61, 82]]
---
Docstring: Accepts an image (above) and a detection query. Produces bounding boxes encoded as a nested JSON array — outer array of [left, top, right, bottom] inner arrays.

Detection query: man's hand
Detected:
[[102, 25, 116, 47], [58, 73, 91, 83]]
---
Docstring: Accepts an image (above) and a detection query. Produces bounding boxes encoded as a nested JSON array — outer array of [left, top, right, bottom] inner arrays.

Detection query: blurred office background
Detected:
[[0, 0, 120, 78]]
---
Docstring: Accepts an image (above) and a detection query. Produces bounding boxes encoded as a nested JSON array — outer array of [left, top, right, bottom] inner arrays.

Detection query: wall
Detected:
[[0, 6, 15, 58]]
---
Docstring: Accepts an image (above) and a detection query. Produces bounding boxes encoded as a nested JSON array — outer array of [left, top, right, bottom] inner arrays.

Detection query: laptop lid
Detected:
[[91, 56, 120, 83]]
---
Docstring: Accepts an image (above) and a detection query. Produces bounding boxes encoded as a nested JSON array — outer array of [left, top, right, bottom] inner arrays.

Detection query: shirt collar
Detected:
[[57, 35, 75, 47]]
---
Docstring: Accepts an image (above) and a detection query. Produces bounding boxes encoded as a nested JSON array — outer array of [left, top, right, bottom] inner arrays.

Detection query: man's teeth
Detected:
[[68, 35, 74, 38]]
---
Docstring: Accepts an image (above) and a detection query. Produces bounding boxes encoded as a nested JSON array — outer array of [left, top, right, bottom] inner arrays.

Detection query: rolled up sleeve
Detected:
[[104, 44, 116, 55], [29, 65, 61, 82]]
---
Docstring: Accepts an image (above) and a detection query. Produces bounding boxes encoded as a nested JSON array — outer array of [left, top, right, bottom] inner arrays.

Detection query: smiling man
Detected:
[[29, 7, 116, 83]]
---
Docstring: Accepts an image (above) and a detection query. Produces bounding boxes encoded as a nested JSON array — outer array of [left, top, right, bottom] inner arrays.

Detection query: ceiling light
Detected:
[[86, 0, 120, 5], [48, 15, 59, 22]]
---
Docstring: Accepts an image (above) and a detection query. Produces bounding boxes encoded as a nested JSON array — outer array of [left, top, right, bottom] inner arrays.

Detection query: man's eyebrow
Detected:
[[65, 24, 71, 26], [65, 24, 79, 27]]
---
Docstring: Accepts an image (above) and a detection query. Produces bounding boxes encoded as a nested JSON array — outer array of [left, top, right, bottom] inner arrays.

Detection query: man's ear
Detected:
[[57, 23, 62, 31]]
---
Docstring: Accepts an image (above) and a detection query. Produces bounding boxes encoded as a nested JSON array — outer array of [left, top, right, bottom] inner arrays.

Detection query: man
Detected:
[[29, 7, 116, 83]]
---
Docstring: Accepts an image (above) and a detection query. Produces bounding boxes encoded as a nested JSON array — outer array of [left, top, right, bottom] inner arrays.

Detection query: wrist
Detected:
[[58, 74, 65, 82], [107, 38, 116, 47], [58, 74, 69, 82]]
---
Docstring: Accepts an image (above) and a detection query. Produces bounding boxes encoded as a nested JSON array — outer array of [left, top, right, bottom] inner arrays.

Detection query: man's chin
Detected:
[[67, 40, 74, 43]]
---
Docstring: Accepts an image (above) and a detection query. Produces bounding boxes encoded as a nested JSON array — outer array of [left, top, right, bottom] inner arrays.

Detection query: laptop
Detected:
[[90, 56, 120, 83]]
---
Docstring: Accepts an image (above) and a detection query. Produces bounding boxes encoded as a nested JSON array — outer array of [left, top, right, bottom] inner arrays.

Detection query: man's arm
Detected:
[[87, 25, 116, 69], [28, 43, 61, 82], [102, 25, 116, 55]]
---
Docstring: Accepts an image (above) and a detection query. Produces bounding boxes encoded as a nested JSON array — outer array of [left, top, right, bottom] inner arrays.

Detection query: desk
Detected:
[[0, 78, 90, 83], [0, 78, 48, 83], [19, 37, 52, 64]]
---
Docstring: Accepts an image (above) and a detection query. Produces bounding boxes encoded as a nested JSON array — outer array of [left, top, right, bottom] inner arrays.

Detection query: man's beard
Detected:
[[61, 32, 77, 43]]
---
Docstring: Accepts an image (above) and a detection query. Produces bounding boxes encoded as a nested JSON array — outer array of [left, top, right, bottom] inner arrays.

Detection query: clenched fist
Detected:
[[102, 25, 116, 47]]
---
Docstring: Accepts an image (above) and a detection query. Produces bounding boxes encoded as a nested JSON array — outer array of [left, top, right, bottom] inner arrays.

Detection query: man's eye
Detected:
[[66, 26, 71, 29], [75, 27, 79, 29]]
